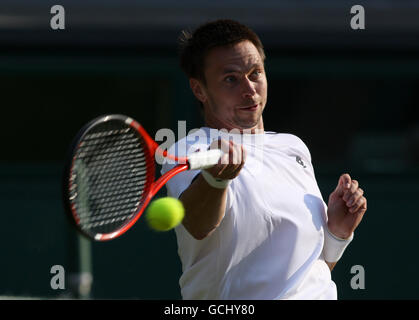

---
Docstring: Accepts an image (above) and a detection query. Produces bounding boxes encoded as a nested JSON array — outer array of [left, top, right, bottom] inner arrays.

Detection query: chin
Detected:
[[236, 121, 260, 130], [240, 116, 262, 128]]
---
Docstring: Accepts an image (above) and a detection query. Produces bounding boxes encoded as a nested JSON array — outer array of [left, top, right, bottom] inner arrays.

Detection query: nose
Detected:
[[242, 77, 257, 99]]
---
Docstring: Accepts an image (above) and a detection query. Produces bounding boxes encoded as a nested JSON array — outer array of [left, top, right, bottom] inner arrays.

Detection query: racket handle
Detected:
[[188, 149, 223, 170]]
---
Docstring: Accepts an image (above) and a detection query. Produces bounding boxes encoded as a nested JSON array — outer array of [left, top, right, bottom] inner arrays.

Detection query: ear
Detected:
[[189, 78, 208, 104]]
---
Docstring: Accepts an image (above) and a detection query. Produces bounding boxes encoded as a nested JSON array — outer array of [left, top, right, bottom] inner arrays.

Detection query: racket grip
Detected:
[[188, 149, 223, 170]]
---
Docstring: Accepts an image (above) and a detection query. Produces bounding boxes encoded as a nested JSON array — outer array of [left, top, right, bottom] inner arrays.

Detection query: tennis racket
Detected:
[[62, 114, 222, 241]]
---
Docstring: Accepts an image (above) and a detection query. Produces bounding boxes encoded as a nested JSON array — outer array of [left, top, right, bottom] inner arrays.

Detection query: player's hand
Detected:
[[205, 138, 246, 180], [327, 173, 367, 239]]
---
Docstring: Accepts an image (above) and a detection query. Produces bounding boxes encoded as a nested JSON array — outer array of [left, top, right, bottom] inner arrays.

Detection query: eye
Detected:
[[224, 75, 237, 83], [250, 70, 262, 80]]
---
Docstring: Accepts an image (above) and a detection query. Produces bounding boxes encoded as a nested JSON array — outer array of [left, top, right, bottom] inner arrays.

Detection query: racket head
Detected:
[[62, 114, 156, 241]]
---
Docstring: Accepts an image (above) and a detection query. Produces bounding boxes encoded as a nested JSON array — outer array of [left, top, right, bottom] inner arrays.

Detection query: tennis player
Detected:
[[161, 19, 367, 299]]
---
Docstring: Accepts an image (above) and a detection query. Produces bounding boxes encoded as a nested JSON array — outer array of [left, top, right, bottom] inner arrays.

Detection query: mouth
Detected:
[[239, 104, 258, 112]]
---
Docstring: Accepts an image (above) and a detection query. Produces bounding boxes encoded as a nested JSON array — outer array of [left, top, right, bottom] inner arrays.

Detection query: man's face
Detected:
[[191, 40, 268, 131]]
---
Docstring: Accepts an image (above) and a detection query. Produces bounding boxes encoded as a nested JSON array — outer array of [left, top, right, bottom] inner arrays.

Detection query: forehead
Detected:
[[204, 40, 263, 74]]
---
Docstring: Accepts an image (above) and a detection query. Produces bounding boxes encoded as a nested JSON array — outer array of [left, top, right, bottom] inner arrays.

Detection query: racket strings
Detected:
[[79, 130, 143, 158], [78, 154, 146, 176], [78, 137, 142, 160], [76, 181, 146, 214], [79, 173, 146, 199], [70, 121, 152, 235], [69, 167, 146, 196], [79, 204, 138, 227], [78, 158, 146, 183], [82, 127, 131, 140]]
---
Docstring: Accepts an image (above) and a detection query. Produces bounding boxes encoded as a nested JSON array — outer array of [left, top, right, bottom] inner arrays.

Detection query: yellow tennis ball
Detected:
[[146, 197, 185, 231]]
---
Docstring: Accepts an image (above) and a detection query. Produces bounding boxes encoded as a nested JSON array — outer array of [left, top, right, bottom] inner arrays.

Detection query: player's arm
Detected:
[[324, 173, 367, 271], [180, 174, 228, 240], [180, 139, 246, 240]]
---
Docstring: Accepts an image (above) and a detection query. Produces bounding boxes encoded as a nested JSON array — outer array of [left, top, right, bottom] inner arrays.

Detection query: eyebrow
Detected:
[[222, 63, 262, 75]]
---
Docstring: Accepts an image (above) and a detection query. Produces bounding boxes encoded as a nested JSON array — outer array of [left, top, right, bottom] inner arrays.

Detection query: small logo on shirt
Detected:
[[296, 156, 307, 168]]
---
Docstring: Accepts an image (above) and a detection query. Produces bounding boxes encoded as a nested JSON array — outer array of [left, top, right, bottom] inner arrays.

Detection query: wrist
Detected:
[[327, 223, 353, 240], [201, 170, 231, 189], [323, 226, 354, 263]]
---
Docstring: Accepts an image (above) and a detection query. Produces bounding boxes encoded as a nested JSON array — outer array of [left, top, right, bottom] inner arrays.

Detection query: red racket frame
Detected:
[[65, 115, 191, 241]]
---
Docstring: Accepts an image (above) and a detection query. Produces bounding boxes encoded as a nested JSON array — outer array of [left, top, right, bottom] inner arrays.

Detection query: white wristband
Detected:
[[323, 227, 354, 263], [201, 170, 231, 189]]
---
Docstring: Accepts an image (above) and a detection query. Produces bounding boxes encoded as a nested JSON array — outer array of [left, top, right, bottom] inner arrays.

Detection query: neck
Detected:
[[204, 114, 264, 134]]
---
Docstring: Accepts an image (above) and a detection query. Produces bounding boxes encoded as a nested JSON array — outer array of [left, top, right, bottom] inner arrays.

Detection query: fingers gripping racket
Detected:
[[62, 114, 222, 241]]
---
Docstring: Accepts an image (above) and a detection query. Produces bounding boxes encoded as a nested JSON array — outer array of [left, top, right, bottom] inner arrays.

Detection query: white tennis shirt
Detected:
[[161, 128, 337, 300]]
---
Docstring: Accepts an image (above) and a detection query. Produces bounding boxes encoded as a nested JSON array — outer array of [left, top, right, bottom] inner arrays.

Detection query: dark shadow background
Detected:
[[0, 0, 418, 299]]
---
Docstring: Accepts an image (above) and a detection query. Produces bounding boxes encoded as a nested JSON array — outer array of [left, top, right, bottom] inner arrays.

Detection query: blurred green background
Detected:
[[0, 0, 418, 299]]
